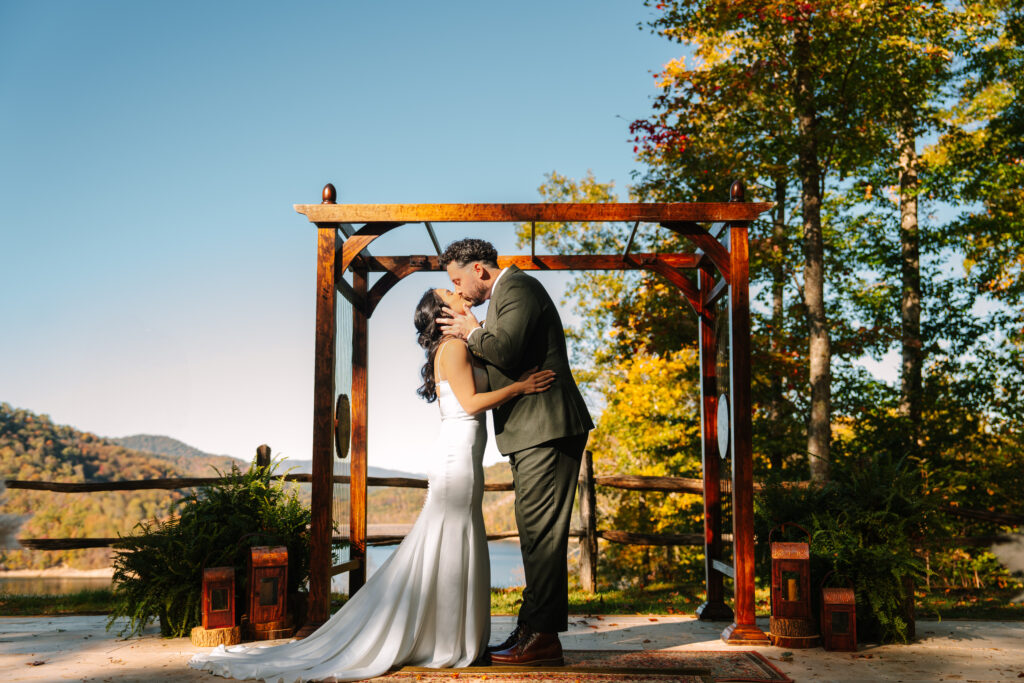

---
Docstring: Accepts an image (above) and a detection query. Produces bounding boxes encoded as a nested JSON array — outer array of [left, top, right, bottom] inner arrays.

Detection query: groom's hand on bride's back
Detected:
[[437, 306, 480, 340]]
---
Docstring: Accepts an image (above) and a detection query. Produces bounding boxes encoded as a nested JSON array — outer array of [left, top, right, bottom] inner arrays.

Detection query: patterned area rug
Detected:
[[375, 650, 792, 683]]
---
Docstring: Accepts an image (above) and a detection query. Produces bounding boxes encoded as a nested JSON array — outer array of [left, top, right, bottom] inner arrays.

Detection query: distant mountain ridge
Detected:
[[112, 434, 240, 462], [281, 458, 427, 481], [113, 436, 426, 481]]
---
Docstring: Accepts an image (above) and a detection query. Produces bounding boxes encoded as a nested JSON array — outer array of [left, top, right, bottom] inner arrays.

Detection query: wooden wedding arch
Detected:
[[293, 181, 772, 645]]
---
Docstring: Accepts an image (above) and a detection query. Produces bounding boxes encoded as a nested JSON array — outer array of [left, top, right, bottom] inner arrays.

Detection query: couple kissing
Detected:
[[190, 238, 593, 682]]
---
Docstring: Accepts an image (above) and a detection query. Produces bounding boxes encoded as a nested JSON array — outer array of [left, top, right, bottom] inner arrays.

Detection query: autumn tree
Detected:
[[513, 2, 1024, 589], [933, 0, 1024, 306], [633, 0, 972, 479]]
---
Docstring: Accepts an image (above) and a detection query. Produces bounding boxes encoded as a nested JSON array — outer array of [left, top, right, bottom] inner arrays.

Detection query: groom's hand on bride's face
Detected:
[[437, 307, 481, 339]]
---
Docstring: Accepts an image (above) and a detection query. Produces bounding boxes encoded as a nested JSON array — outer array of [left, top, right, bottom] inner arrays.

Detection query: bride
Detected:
[[189, 287, 555, 682]]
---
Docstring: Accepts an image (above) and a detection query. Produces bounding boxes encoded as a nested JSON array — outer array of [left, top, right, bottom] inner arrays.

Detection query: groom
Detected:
[[438, 238, 594, 667]]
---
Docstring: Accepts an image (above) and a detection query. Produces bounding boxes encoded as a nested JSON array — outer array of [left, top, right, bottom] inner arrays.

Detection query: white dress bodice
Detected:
[[437, 364, 489, 419]]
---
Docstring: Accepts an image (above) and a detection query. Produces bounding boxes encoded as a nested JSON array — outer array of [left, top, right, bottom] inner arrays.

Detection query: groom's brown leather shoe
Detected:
[[488, 625, 563, 667]]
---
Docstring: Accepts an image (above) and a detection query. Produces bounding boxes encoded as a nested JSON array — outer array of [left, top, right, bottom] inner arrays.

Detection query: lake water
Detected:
[[0, 541, 525, 595], [0, 576, 114, 595]]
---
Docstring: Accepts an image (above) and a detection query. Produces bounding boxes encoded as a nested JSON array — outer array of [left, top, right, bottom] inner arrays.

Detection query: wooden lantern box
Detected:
[[769, 524, 819, 648], [248, 546, 291, 640], [203, 566, 236, 629], [821, 586, 857, 651], [190, 566, 242, 647]]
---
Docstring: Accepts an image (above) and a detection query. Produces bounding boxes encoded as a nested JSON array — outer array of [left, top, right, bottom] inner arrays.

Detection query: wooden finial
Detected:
[[729, 178, 745, 201], [730, 179, 745, 202], [322, 183, 337, 204]]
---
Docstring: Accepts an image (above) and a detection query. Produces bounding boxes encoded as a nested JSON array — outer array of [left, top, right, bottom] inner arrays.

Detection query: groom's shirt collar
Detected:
[[489, 266, 509, 300]]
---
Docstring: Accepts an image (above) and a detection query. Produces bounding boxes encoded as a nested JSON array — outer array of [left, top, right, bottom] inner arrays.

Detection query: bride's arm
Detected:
[[439, 341, 554, 416]]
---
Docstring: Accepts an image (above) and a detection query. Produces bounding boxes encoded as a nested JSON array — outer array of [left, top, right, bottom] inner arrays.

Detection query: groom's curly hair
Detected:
[[439, 239, 498, 270]]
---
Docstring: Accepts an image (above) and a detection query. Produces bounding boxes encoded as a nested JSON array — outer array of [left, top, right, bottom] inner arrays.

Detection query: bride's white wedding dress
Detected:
[[189, 365, 491, 682]]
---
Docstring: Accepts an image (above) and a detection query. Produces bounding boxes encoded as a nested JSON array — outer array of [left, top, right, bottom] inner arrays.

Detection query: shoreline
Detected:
[[0, 567, 113, 578]]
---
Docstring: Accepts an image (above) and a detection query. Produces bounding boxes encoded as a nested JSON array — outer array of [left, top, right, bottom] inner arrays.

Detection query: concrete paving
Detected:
[[1, 614, 1022, 682]]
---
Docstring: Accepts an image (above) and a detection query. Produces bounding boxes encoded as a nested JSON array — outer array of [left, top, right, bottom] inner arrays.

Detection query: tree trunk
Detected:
[[898, 129, 922, 440], [795, 20, 831, 481], [768, 177, 788, 472]]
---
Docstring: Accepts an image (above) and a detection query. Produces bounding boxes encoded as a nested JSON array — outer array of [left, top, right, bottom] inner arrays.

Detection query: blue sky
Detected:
[[0, 1, 683, 472]]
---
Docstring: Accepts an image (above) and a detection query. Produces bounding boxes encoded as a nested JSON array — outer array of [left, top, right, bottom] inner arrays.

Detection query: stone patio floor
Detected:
[[1, 614, 1023, 682]]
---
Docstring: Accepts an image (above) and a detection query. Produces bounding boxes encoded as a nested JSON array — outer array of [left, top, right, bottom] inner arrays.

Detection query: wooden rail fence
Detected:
[[5, 449, 1017, 590]]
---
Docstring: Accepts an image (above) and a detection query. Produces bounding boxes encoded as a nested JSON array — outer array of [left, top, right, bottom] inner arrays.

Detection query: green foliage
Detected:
[[756, 452, 929, 644], [107, 459, 316, 638], [930, 1, 1024, 305], [518, 1, 1024, 602], [490, 582, 707, 617], [589, 350, 706, 588]]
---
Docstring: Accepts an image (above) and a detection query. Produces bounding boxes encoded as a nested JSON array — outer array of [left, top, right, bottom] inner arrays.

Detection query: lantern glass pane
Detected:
[[211, 587, 229, 612], [781, 570, 801, 601], [831, 610, 850, 634], [259, 577, 279, 606]]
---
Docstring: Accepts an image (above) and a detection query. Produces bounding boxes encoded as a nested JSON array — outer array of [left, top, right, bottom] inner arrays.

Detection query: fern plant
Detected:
[[755, 452, 930, 644], [107, 458, 319, 637]]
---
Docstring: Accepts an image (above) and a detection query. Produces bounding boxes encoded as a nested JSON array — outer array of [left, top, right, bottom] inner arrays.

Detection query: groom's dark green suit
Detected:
[[467, 265, 594, 633]]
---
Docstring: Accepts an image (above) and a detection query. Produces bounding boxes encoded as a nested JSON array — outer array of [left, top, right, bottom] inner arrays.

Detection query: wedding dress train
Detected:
[[189, 367, 491, 682]]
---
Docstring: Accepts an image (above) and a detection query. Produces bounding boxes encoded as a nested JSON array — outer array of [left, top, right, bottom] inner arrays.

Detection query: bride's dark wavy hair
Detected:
[[414, 289, 455, 403]]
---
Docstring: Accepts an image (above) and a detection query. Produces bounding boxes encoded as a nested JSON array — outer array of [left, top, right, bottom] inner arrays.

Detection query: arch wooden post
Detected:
[[255, 444, 271, 469], [696, 263, 732, 622], [721, 180, 769, 644], [349, 266, 369, 593], [300, 184, 339, 636]]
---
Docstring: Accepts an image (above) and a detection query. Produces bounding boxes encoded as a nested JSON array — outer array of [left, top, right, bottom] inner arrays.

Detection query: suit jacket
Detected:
[[467, 265, 594, 454]]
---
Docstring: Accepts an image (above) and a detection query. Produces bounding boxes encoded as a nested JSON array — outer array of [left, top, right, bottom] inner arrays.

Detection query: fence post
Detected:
[[578, 450, 598, 592], [255, 444, 271, 469]]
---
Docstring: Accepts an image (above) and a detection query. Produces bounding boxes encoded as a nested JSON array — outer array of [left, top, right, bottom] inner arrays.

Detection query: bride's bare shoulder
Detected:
[[436, 337, 471, 372], [438, 336, 469, 356]]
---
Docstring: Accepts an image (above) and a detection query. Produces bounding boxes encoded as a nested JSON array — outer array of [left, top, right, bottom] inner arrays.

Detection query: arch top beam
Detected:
[[296, 202, 772, 224], [310, 202, 773, 277]]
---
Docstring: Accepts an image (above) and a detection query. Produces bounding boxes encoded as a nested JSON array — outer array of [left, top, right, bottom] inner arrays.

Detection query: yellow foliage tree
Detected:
[[587, 349, 705, 588]]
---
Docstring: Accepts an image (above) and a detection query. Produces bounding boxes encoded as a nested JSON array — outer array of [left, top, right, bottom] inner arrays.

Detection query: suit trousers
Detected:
[[507, 432, 588, 633]]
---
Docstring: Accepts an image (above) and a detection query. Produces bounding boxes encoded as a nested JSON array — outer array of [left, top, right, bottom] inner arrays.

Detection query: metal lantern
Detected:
[[249, 546, 289, 637], [821, 572, 857, 651], [769, 523, 819, 648], [202, 566, 236, 630]]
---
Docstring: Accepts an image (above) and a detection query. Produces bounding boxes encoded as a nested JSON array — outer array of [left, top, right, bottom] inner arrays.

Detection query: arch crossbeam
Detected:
[[298, 201, 769, 224]]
